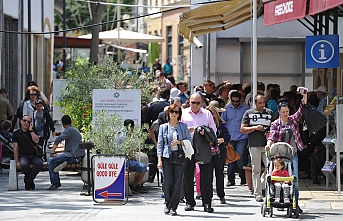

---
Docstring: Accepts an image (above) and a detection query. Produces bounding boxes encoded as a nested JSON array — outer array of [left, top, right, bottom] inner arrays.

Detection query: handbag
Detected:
[[21, 130, 44, 158], [225, 143, 240, 164], [303, 104, 327, 133], [169, 146, 185, 164]]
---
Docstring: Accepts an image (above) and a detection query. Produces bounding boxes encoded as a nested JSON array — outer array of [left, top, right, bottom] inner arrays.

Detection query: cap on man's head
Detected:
[[196, 91, 206, 96], [170, 87, 181, 98], [35, 99, 44, 105], [315, 85, 327, 93], [209, 100, 225, 112]]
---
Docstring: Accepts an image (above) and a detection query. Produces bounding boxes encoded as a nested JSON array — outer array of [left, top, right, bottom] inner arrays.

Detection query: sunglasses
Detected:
[[231, 100, 240, 103], [170, 110, 180, 114], [191, 101, 201, 105], [30, 94, 37, 96], [22, 119, 31, 124]]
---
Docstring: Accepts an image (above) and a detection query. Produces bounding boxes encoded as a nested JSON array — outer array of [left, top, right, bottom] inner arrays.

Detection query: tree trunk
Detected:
[[90, 1, 106, 65]]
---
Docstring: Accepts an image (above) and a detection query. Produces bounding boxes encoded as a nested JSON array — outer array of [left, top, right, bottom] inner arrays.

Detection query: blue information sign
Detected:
[[306, 35, 340, 68]]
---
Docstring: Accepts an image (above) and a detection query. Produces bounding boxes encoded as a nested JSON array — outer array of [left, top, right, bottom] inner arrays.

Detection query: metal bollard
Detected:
[[8, 160, 18, 191]]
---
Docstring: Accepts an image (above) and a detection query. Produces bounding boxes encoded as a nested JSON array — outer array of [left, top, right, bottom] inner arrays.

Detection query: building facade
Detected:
[[0, 0, 54, 111]]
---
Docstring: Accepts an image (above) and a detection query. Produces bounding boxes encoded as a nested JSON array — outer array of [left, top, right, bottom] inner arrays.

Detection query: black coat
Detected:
[[193, 125, 217, 164]]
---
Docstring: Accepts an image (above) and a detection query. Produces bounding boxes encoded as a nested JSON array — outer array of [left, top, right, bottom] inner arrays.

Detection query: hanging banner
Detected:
[[264, 0, 307, 26], [93, 156, 126, 200], [309, 0, 343, 15]]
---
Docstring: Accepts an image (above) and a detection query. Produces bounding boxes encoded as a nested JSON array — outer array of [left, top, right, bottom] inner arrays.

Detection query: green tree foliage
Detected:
[[56, 58, 155, 132], [55, 0, 135, 34], [84, 111, 147, 155]]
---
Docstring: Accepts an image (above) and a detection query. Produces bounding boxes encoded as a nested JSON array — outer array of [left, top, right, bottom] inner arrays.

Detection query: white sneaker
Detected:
[[255, 195, 263, 202], [53, 161, 67, 172], [284, 198, 290, 204], [274, 198, 280, 203]]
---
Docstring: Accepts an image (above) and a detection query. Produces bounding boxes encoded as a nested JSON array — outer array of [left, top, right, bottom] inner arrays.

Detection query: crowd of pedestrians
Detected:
[[0, 59, 331, 216], [142, 63, 329, 216]]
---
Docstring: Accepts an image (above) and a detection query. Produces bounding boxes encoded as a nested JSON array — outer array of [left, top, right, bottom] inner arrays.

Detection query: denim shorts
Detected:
[[128, 159, 147, 173]]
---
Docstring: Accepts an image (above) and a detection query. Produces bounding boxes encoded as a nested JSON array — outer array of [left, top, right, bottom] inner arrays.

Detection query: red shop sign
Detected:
[[309, 0, 343, 15], [264, 0, 307, 26]]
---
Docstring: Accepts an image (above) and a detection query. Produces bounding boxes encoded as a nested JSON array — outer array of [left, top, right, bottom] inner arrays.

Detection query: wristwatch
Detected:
[[29, 130, 34, 132]]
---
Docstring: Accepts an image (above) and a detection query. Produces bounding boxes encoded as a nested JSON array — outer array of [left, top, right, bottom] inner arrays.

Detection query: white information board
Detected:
[[92, 89, 141, 125], [52, 79, 67, 121]]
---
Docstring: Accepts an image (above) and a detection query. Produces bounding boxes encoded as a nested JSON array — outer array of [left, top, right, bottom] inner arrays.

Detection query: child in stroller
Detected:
[[271, 158, 291, 204], [262, 142, 299, 218]]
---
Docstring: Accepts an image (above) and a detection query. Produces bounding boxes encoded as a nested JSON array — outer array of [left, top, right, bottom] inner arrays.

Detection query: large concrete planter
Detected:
[[243, 166, 265, 190]]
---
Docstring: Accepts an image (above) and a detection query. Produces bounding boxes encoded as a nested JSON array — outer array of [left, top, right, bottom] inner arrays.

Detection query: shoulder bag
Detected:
[[167, 125, 185, 165], [225, 143, 240, 164], [21, 130, 44, 158]]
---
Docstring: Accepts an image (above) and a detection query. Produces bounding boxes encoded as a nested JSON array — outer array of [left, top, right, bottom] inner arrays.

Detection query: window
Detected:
[[179, 35, 184, 55], [167, 26, 172, 60]]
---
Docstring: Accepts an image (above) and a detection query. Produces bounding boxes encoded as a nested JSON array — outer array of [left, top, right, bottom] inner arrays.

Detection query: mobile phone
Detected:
[[297, 87, 308, 94]]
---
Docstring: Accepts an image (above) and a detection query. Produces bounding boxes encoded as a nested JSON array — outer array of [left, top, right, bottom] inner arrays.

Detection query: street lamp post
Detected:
[[117, 0, 121, 63]]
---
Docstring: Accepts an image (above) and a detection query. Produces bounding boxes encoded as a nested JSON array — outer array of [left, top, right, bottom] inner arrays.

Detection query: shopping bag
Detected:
[[303, 104, 327, 133], [225, 143, 240, 164]]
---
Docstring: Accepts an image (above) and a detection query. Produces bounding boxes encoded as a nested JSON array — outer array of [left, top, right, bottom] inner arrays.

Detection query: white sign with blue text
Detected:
[[306, 34, 340, 68]]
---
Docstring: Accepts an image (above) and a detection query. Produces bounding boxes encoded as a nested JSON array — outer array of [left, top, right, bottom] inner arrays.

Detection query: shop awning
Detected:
[[54, 35, 102, 48], [79, 28, 164, 43], [107, 44, 147, 53], [178, 0, 263, 42], [264, 0, 307, 26], [309, 0, 343, 15]]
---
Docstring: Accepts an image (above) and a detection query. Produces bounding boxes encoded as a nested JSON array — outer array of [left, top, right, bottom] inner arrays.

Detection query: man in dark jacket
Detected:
[[146, 89, 170, 127]]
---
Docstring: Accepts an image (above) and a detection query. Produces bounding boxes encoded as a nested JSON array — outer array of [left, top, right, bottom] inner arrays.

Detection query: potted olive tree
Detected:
[[55, 58, 154, 186]]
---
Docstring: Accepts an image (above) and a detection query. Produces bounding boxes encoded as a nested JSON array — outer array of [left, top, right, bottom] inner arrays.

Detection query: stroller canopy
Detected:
[[269, 142, 294, 161]]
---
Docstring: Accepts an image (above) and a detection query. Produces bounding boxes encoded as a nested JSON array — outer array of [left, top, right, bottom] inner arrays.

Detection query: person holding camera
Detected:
[[241, 94, 274, 202], [13, 115, 43, 190], [157, 104, 192, 216]]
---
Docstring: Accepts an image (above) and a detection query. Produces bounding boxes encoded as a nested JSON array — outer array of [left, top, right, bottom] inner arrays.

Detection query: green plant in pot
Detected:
[[84, 111, 148, 156]]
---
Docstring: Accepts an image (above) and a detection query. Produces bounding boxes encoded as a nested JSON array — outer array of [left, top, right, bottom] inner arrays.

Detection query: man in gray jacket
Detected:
[[47, 115, 85, 190]]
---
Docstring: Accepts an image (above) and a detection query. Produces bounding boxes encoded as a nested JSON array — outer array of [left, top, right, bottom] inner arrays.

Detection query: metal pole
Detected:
[[117, 0, 121, 63], [206, 34, 210, 80], [19, 0, 24, 99], [252, 0, 257, 103], [0, 0, 4, 86], [28, 0, 32, 82], [63, 0, 66, 72]]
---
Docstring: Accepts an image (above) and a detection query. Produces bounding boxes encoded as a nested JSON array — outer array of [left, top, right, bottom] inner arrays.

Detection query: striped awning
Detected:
[[178, 0, 263, 42]]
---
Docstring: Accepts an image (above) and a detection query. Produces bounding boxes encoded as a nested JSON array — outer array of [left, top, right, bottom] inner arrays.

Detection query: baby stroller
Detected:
[[0, 134, 14, 173], [261, 142, 299, 218]]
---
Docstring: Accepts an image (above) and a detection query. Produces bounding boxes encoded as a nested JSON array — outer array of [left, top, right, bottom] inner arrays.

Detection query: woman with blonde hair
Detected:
[[205, 105, 230, 204]]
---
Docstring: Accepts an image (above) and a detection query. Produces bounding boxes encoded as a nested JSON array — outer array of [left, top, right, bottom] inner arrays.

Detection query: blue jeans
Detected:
[[227, 139, 248, 182], [48, 153, 81, 184], [292, 153, 299, 205], [128, 159, 147, 173], [162, 157, 186, 210]]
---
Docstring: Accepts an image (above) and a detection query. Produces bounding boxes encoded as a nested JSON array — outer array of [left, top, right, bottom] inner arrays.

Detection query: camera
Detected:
[[193, 37, 203, 49]]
